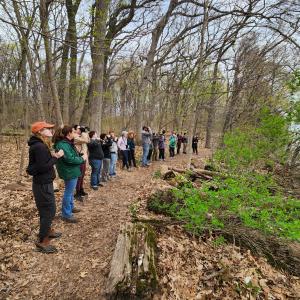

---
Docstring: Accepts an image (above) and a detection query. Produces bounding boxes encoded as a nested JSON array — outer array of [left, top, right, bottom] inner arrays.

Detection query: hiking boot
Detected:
[[97, 183, 104, 187], [74, 193, 83, 201], [72, 208, 81, 213], [48, 229, 62, 239], [35, 236, 58, 254], [80, 189, 88, 196], [61, 216, 78, 223], [91, 186, 99, 190]]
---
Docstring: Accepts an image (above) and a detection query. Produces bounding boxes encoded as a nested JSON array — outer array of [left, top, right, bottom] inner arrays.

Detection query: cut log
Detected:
[[160, 165, 177, 180], [106, 222, 157, 299], [168, 166, 225, 179]]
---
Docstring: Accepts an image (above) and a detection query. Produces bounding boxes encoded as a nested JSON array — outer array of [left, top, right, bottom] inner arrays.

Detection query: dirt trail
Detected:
[[0, 144, 210, 300]]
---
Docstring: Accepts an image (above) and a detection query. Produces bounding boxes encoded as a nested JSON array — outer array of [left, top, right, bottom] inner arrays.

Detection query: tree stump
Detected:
[[106, 222, 157, 299]]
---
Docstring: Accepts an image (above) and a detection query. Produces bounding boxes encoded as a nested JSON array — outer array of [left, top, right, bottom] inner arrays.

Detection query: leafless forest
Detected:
[[0, 0, 299, 146]]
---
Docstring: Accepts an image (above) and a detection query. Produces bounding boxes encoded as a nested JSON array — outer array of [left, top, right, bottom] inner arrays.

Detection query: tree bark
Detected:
[[12, 0, 46, 121], [40, 0, 63, 126], [88, 0, 110, 133], [136, 0, 179, 140], [186, 0, 209, 169]]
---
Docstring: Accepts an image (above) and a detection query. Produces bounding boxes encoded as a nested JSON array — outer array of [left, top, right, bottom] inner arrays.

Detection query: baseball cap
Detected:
[[31, 121, 55, 133]]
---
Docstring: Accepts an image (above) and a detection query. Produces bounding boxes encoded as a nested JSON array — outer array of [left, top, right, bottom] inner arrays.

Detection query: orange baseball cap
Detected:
[[31, 121, 55, 133]]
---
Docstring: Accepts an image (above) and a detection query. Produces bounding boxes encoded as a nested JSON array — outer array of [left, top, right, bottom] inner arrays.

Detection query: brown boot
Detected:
[[35, 236, 58, 254], [48, 228, 62, 239]]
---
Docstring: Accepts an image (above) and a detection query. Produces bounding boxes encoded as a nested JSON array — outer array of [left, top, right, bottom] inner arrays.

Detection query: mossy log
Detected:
[[106, 222, 157, 299]]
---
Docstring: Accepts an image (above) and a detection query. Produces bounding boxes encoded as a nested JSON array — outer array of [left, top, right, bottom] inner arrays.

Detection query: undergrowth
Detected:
[[148, 176, 299, 241], [148, 109, 300, 241]]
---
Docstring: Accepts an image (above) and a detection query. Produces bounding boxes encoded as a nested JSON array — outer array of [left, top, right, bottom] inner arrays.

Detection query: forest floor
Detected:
[[0, 141, 299, 299]]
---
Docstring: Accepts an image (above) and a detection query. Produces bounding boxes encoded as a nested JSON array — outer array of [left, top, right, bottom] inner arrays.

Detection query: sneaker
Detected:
[[97, 183, 104, 187], [91, 186, 99, 190], [72, 208, 81, 213], [61, 216, 78, 223]]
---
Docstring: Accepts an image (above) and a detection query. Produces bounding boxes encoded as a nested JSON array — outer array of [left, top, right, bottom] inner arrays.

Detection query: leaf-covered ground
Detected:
[[0, 141, 299, 299]]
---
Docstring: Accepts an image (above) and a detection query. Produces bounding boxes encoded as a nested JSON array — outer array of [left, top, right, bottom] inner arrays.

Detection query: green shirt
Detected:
[[169, 135, 176, 148], [54, 140, 84, 180]]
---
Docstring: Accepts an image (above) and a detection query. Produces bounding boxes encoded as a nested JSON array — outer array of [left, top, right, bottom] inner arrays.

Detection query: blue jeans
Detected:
[[62, 178, 78, 218], [142, 143, 150, 166], [90, 159, 102, 186], [110, 153, 118, 175]]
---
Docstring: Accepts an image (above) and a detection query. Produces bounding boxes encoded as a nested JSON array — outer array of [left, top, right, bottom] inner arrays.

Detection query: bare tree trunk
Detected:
[[136, 0, 179, 140], [205, 61, 219, 148], [58, 30, 70, 123], [88, 0, 110, 133], [12, 0, 46, 121], [40, 0, 63, 126], [17, 52, 29, 183], [187, 0, 209, 169], [66, 0, 81, 124]]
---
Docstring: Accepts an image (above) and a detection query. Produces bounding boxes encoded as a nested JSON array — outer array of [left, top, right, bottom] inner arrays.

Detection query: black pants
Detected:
[[177, 143, 181, 154], [169, 146, 175, 157], [129, 149, 137, 167], [159, 148, 165, 160], [121, 150, 129, 169], [192, 144, 198, 154], [147, 148, 153, 161], [32, 182, 56, 242]]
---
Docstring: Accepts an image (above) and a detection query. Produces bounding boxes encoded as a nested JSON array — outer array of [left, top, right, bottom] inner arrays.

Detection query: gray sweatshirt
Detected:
[[141, 129, 152, 145]]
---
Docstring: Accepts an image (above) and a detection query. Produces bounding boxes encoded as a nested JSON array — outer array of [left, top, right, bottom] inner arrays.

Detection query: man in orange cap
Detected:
[[27, 121, 64, 253]]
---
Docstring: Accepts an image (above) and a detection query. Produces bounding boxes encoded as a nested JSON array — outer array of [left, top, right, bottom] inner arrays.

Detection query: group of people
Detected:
[[27, 121, 200, 253]]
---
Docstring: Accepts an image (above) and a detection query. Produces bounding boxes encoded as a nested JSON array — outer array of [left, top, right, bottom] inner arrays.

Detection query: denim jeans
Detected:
[[89, 159, 102, 187], [110, 153, 118, 175], [62, 178, 78, 218], [142, 143, 150, 166]]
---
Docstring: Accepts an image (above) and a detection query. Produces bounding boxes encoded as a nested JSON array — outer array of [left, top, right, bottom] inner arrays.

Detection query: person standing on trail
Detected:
[[182, 132, 188, 154], [158, 130, 166, 161], [147, 135, 154, 164], [176, 133, 183, 155], [152, 132, 159, 161], [117, 131, 130, 171], [141, 126, 152, 167], [73, 125, 89, 201], [169, 132, 176, 158], [53, 126, 86, 223], [100, 133, 113, 182], [87, 131, 104, 190], [27, 121, 64, 253], [192, 135, 199, 155], [109, 131, 118, 177], [128, 131, 137, 168]]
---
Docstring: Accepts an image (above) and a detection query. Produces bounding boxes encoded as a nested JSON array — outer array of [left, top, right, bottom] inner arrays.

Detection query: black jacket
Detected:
[[27, 136, 57, 184], [87, 139, 104, 160], [102, 137, 113, 159]]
